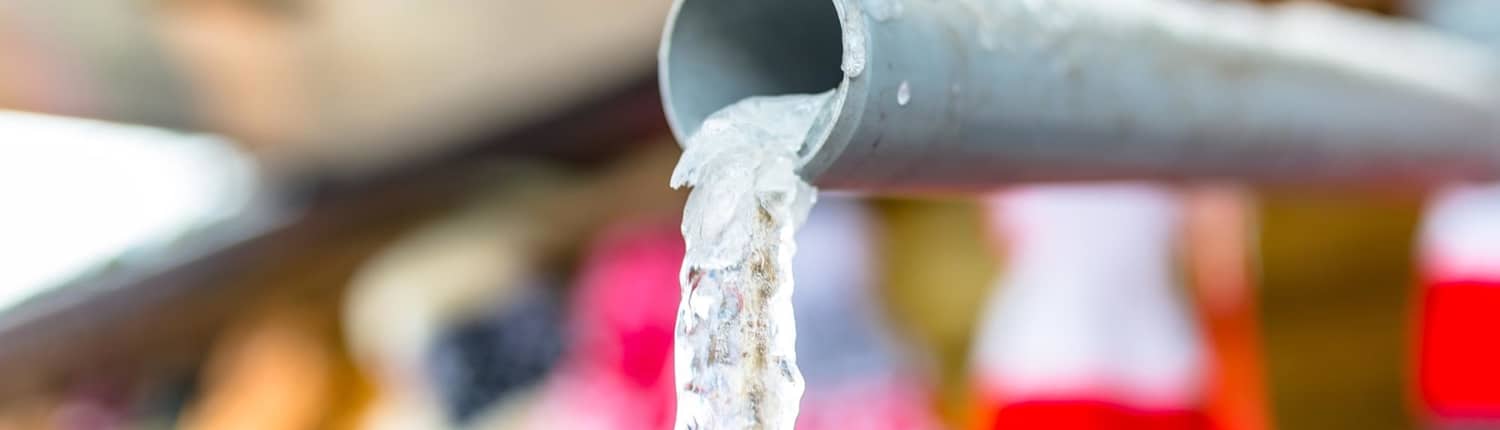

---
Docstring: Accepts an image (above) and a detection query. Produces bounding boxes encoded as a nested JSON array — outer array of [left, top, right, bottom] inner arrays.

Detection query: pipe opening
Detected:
[[661, 0, 846, 140]]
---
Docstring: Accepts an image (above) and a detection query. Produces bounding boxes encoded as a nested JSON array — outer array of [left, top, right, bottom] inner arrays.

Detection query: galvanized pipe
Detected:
[[659, 0, 1500, 192]]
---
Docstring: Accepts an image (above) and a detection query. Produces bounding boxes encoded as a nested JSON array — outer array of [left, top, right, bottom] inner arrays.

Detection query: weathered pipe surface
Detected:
[[660, 0, 1500, 192]]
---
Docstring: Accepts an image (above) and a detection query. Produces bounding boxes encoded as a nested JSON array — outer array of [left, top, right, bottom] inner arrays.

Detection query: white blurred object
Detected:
[[793, 196, 895, 385], [1421, 184, 1500, 280], [973, 184, 1205, 410], [792, 196, 944, 430], [0, 111, 257, 313]]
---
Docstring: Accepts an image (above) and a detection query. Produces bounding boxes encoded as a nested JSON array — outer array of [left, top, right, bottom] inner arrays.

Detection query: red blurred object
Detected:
[[525, 219, 680, 429], [992, 401, 1208, 430], [1417, 280, 1500, 419], [570, 219, 681, 396]]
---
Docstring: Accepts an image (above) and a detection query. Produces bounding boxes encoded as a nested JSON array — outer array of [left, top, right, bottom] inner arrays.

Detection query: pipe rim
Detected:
[[658, 0, 870, 182]]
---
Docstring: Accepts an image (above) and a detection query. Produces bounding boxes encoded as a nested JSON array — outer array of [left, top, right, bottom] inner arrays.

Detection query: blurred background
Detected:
[[1, 0, 1498, 429]]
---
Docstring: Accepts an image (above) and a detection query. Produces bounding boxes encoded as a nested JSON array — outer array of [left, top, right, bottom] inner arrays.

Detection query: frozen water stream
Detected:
[[669, 91, 836, 429]]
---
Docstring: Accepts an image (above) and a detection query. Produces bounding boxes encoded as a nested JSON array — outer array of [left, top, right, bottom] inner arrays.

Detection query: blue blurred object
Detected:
[[425, 283, 566, 425]]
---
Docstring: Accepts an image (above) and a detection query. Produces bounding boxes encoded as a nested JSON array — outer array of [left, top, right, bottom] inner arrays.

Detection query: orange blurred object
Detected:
[[179, 308, 334, 430], [1185, 187, 1271, 430]]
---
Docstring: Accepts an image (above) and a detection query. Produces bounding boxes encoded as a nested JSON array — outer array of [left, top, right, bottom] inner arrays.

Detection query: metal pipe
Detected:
[[659, 0, 1500, 192]]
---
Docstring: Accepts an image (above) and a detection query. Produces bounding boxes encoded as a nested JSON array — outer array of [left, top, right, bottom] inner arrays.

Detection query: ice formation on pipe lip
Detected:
[[839, 1, 868, 78]]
